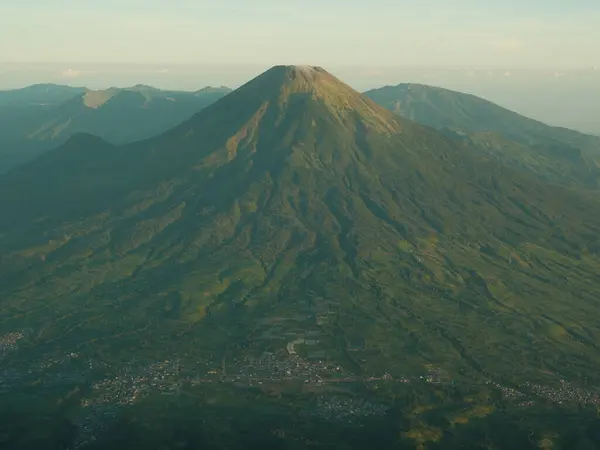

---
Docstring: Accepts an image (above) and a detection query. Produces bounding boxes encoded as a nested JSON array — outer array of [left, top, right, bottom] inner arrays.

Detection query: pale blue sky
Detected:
[[2, 0, 599, 67], [1, 1, 600, 133]]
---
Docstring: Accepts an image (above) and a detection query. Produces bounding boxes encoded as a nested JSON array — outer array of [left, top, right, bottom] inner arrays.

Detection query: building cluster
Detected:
[[70, 360, 185, 450], [39, 351, 81, 370], [484, 379, 600, 408], [0, 330, 25, 357], [521, 380, 600, 406], [311, 396, 389, 421], [227, 351, 348, 383], [486, 381, 526, 399], [4, 325, 600, 448], [87, 359, 182, 407]]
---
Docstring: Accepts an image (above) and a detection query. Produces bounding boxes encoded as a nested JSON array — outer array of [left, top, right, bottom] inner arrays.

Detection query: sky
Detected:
[[1, 0, 599, 133], [1, 0, 599, 68]]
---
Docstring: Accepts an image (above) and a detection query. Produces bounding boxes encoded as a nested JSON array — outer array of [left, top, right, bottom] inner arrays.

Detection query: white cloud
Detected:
[[61, 68, 82, 78], [157, 68, 170, 74]]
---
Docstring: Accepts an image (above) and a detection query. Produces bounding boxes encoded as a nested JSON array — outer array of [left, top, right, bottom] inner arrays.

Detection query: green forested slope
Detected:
[[364, 83, 600, 188], [2, 66, 600, 389], [0, 85, 231, 173]]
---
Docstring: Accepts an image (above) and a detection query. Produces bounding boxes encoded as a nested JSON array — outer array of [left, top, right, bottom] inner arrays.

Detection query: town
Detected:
[[0, 330, 25, 358], [1, 329, 600, 450]]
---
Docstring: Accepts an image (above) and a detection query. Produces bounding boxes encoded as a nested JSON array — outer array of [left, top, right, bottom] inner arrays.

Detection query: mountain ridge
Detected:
[[2, 66, 600, 391], [364, 82, 600, 188], [0, 83, 89, 106], [0, 84, 233, 173], [363, 82, 600, 149]]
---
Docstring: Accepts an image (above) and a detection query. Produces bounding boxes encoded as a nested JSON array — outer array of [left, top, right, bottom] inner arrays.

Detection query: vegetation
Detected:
[[2, 66, 600, 448], [364, 83, 600, 188], [0, 84, 231, 173], [0, 83, 88, 106]]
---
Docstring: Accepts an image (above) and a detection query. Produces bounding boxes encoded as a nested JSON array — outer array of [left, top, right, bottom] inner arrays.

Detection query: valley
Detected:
[[3, 326, 600, 450]]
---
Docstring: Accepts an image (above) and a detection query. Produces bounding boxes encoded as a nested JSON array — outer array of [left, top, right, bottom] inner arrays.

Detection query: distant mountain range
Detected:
[[0, 83, 88, 107], [0, 84, 232, 173], [364, 83, 600, 188], [3, 80, 600, 186], [363, 83, 600, 150]]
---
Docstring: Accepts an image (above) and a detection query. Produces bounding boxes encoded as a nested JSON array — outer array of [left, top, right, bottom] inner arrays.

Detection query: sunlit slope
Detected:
[[1, 66, 600, 385]]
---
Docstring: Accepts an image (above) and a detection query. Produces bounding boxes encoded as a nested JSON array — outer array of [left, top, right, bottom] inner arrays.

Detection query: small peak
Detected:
[[196, 86, 232, 94], [129, 84, 160, 92], [82, 88, 120, 108], [25, 83, 65, 89], [248, 64, 340, 94], [224, 65, 337, 102], [288, 64, 323, 74], [268, 65, 327, 80]]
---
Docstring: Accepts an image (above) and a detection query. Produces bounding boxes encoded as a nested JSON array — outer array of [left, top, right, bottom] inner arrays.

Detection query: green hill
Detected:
[[0, 85, 232, 173], [2, 66, 600, 449], [364, 83, 600, 188]]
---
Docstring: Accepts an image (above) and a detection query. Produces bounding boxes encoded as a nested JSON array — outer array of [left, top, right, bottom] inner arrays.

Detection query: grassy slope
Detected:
[[1, 67, 600, 389], [364, 84, 600, 188], [363, 83, 600, 149]]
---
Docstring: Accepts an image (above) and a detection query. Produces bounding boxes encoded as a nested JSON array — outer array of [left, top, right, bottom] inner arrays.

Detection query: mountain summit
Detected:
[[2, 66, 600, 392], [234, 65, 394, 119], [238, 65, 360, 102], [171, 64, 400, 142], [237, 65, 346, 95]]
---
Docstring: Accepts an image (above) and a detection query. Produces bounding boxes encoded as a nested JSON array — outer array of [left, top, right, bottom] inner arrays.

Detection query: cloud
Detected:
[[61, 68, 82, 78], [156, 68, 170, 74]]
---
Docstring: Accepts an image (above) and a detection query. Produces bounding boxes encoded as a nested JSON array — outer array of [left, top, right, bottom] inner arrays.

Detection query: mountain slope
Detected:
[[23, 84, 232, 143], [363, 83, 600, 149], [0, 85, 232, 173], [2, 65, 600, 391], [364, 83, 600, 188], [0, 83, 88, 107]]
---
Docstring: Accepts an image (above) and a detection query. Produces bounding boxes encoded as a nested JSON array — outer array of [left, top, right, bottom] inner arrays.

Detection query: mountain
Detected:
[[18, 84, 232, 143], [362, 83, 600, 150], [0, 83, 88, 107], [0, 85, 232, 174], [3, 65, 600, 449], [364, 83, 600, 188]]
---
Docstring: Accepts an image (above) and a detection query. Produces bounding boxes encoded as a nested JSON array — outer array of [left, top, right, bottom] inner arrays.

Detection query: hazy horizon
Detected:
[[2, 62, 599, 134], [3, 0, 599, 133]]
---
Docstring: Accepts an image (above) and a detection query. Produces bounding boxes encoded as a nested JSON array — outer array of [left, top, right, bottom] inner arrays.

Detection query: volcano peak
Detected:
[[210, 64, 399, 133]]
